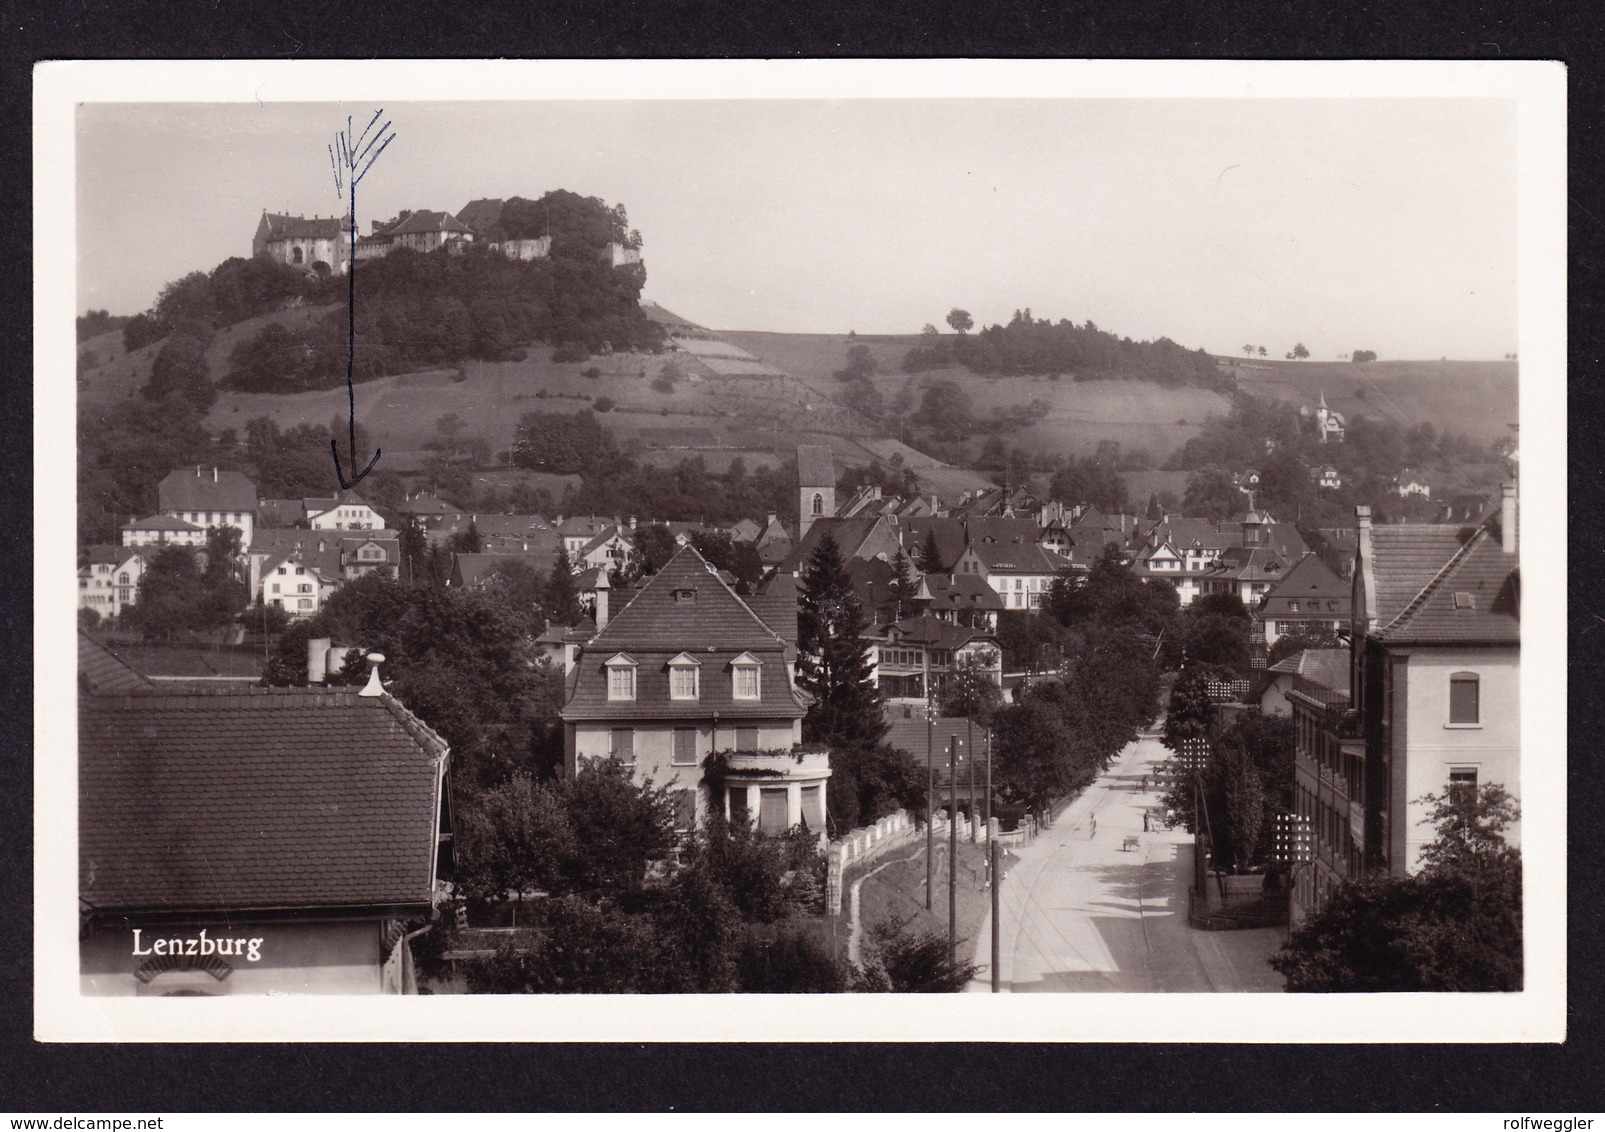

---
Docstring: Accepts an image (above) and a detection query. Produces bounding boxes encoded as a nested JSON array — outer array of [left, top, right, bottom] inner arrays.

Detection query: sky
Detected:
[[77, 96, 1518, 361]]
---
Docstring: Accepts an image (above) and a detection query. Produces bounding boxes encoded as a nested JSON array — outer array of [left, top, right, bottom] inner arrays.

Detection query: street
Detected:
[[970, 728, 1285, 993]]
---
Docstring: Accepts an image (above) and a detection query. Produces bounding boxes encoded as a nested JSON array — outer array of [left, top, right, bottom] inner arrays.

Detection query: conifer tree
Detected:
[[797, 532, 886, 749], [920, 527, 945, 573], [546, 544, 581, 625]]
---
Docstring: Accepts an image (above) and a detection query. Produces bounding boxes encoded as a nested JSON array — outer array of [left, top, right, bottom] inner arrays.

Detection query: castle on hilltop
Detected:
[[252, 198, 642, 274]]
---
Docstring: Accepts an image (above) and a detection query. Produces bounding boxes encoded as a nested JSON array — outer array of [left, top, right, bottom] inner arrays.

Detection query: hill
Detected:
[[1215, 355, 1517, 447]]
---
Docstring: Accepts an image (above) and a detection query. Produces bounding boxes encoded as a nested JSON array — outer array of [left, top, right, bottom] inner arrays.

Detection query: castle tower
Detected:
[[796, 445, 836, 539]]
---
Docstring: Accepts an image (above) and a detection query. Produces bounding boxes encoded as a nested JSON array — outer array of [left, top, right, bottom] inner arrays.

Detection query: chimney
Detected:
[[1500, 483, 1517, 554], [307, 637, 332, 684], [358, 652, 387, 697], [318, 538, 326, 553], [213, 466, 219, 482], [594, 573, 611, 631], [766, 511, 777, 528], [629, 516, 637, 530]]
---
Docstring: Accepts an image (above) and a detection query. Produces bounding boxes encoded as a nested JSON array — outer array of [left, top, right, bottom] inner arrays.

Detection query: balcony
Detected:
[[721, 745, 831, 779]]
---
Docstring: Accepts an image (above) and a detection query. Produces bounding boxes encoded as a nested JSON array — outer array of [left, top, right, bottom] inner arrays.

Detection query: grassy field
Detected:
[[79, 307, 1516, 503], [1217, 355, 1518, 446]]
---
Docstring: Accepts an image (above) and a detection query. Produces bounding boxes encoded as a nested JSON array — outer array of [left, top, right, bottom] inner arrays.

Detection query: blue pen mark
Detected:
[[328, 110, 397, 489]]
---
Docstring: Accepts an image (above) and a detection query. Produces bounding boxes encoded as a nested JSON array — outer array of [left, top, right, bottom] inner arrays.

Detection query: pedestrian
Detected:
[[1090, 814, 1097, 838], [1141, 775, 1148, 792]]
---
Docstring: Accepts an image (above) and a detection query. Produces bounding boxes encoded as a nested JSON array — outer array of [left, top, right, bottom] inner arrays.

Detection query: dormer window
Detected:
[[731, 652, 762, 700], [673, 587, 697, 604], [605, 653, 638, 701], [668, 652, 701, 700]]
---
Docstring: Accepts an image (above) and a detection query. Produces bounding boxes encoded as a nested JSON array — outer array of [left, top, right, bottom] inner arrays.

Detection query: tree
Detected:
[[940, 651, 1003, 722], [545, 545, 581, 624], [1257, 346, 1267, 357], [1271, 784, 1521, 992], [143, 334, 216, 411], [797, 533, 887, 750], [946, 308, 973, 334], [915, 380, 974, 441], [1182, 465, 1241, 521], [919, 526, 945, 573], [1291, 342, 1310, 361], [1242, 345, 1254, 357], [1351, 349, 1377, 363], [857, 919, 979, 992]]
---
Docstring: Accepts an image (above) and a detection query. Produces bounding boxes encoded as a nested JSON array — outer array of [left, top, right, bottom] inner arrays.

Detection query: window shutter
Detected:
[[1449, 674, 1480, 725], [736, 726, 759, 751], [759, 787, 789, 834], [673, 728, 697, 765]]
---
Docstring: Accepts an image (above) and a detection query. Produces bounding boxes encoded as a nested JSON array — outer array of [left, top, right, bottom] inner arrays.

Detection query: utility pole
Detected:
[[948, 734, 959, 961], [967, 715, 976, 842], [925, 653, 934, 910], [987, 726, 1000, 992]]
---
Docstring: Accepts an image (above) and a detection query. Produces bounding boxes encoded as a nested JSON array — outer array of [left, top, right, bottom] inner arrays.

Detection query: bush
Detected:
[[78, 607, 101, 630], [510, 347, 529, 362], [582, 366, 601, 379], [593, 396, 614, 412], [651, 377, 675, 394], [856, 918, 979, 992]]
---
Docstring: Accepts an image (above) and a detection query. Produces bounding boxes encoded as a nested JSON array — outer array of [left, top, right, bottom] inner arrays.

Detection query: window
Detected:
[[672, 728, 697, 765], [736, 726, 759, 751], [668, 654, 701, 700], [298, 583, 312, 594], [298, 598, 313, 610], [1449, 672, 1480, 726], [271, 583, 280, 594], [673, 789, 698, 832], [118, 572, 129, 585], [605, 655, 637, 701], [610, 728, 634, 765], [1448, 766, 1479, 801], [295, 567, 305, 576], [1287, 601, 1299, 612], [732, 655, 761, 700], [811, 492, 824, 516]]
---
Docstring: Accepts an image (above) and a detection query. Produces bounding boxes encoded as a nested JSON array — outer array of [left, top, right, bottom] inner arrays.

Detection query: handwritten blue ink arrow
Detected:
[[328, 110, 396, 489]]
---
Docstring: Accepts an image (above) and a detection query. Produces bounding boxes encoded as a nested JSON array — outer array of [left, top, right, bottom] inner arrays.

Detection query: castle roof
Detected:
[[260, 213, 347, 241], [455, 198, 505, 235], [388, 210, 473, 237]]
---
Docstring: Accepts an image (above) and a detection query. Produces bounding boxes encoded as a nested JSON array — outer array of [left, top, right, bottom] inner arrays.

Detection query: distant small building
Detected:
[[1394, 468, 1432, 499], [79, 546, 145, 620], [386, 210, 475, 254], [1312, 391, 1346, 443], [1260, 647, 1349, 718], [1310, 464, 1342, 490], [158, 466, 258, 547], [122, 514, 206, 550]]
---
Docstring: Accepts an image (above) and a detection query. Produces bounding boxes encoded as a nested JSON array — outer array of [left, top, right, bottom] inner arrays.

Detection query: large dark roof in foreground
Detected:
[[80, 687, 445, 914]]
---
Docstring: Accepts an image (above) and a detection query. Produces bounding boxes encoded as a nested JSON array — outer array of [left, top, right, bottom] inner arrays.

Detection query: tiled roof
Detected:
[[878, 613, 994, 651], [563, 546, 803, 722], [124, 514, 201, 532], [84, 544, 140, 567], [78, 632, 154, 694], [586, 545, 783, 653], [302, 488, 373, 517], [924, 571, 1006, 612], [747, 573, 799, 648], [79, 686, 445, 914], [388, 210, 473, 236], [884, 714, 987, 778], [260, 545, 343, 582], [397, 494, 452, 515], [899, 517, 968, 573], [1366, 524, 1472, 626], [256, 499, 307, 528], [965, 537, 1065, 576], [797, 445, 836, 489], [1266, 648, 1350, 694], [1260, 553, 1348, 616], [456, 198, 505, 234], [158, 468, 258, 514], [261, 213, 345, 241], [776, 515, 888, 575], [1374, 528, 1519, 645]]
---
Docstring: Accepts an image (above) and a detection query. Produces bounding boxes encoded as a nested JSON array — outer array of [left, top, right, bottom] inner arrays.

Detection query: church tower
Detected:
[[796, 445, 836, 539]]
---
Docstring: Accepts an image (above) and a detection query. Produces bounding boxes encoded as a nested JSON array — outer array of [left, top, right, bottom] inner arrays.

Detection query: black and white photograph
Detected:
[[36, 60, 1566, 1041]]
